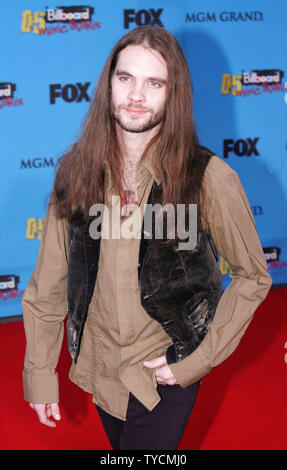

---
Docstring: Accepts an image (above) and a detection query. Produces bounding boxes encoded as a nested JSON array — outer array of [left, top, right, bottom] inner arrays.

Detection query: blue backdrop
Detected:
[[1, 0, 287, 317]]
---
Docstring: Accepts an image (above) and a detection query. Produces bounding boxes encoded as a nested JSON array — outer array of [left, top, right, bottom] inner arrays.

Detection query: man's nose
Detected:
[[127, 83, 146, 103]]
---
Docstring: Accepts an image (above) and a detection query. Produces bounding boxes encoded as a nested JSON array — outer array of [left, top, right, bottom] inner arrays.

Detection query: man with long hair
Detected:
[[22, 26, 271, 450]]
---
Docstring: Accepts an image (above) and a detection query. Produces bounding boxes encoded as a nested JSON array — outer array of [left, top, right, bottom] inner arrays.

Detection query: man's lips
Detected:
[[124, 107, 149, 115]]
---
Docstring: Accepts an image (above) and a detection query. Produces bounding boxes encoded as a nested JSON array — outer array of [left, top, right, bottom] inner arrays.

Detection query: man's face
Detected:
[[111, 44, 168, 134]]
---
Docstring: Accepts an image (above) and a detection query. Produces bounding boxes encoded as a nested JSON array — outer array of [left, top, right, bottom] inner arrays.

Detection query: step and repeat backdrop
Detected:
[[1, 1, 287, 318]]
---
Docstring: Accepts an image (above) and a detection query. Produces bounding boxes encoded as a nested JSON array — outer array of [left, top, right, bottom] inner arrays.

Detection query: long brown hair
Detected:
[[53, 26, 202, 225]]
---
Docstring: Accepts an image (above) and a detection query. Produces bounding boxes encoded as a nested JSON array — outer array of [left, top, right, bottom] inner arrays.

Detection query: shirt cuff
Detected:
[[22, 369, 59, 404], [168, 345, 211, 389]]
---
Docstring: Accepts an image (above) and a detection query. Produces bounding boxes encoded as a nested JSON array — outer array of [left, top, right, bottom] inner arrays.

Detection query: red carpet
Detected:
[[1, 288, 286, 450]]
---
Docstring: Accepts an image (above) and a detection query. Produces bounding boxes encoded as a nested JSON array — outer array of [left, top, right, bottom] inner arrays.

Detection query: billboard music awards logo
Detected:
[[220, 246, 286, 276], [21, 5, 101, 35], [26, 217, 44, 240], [0, 82, 23, 110], [0, 274, 24, 301], [221, 69, 287, 100]]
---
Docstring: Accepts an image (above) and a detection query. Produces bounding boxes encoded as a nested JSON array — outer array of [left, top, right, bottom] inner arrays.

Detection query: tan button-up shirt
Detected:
[[22, 154, 272, 420]]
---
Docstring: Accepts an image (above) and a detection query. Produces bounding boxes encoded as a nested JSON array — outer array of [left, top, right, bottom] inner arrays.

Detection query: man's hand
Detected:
[[143, 355, 178, 386], [29, 403, 61, 427]]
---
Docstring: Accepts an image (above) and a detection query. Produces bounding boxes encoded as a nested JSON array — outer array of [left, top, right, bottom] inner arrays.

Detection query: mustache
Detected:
[[120, 104, 151, 112]]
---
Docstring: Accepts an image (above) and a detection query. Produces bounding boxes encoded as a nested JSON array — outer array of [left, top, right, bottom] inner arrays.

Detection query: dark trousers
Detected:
[[96, 381, 200, 450]]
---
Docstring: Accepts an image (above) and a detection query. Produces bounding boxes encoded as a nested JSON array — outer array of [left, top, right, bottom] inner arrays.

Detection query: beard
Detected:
[[111, 102, 165, 133]]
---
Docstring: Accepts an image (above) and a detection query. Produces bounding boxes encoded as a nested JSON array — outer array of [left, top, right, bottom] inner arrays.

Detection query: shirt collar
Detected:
[[104, 143, 161, 188], [139, 144, 160, 186]]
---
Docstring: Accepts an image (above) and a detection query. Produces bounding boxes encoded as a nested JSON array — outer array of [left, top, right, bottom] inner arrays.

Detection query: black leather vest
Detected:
[[66, 147, 223, 364]]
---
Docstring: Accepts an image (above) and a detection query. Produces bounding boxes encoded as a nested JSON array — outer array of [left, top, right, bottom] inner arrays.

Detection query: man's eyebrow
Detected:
[[115, 69, 167, 84], [115, 69, 133, 77], [148, 76, 167, 85]]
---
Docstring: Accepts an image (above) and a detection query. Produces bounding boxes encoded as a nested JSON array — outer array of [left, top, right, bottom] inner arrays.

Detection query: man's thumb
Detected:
[[143, 356, 167, 368], [50, 403, 61, 421]]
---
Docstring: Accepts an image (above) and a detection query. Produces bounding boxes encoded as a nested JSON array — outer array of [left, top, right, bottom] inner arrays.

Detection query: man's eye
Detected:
[[119, 76, 131, 82], [149, 81, 160, 88]]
